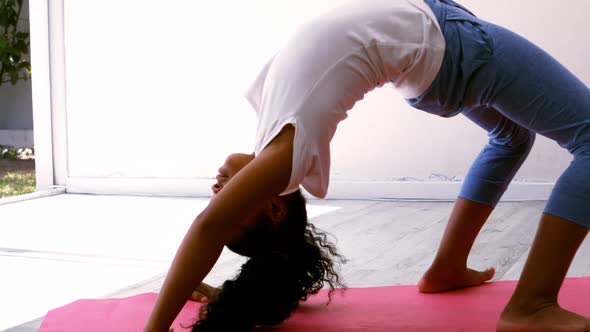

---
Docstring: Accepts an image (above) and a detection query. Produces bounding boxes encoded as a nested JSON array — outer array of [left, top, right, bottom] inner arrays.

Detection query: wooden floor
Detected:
[[8, 199, 590, 332], [112, 199, 590, 296]]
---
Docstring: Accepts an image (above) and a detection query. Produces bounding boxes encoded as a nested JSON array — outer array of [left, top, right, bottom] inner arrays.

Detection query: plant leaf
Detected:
[[15, 39, 27, 53], [18, 61, 31, 73], [0, 36, 8, 49], [1, 55, 12, 65], [8, 46, 20, 57], [0, 14, 7, 27]]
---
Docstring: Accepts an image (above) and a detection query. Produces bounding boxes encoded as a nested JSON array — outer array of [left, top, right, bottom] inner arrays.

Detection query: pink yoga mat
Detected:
[[39, 278, 590, 331]]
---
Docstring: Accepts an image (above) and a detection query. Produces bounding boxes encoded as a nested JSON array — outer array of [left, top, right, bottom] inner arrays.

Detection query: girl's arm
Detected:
[[144, 126, 295, 332]]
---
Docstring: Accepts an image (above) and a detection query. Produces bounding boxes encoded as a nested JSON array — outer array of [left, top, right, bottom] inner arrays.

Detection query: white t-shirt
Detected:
[[246, 0, 445, 198]]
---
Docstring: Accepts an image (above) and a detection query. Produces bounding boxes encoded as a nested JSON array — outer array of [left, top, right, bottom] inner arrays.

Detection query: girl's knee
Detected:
[[489, 125, 536, 153], [520, 129, 536, 152]]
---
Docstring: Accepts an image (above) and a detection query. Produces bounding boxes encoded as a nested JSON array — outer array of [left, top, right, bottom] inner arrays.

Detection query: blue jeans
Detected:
[[409, 0, 590, 226]]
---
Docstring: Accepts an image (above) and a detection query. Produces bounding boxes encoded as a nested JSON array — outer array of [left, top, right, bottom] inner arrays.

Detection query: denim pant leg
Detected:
[[466, 23, 590, 227], [459, 106, 536, 207], [416, 0, 590, 226]]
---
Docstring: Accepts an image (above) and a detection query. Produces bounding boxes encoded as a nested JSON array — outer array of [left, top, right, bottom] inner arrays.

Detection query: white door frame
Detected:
[[29, 0, 68, 190]]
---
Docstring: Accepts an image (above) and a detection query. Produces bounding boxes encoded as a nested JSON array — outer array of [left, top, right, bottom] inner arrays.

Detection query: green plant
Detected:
[[0, 144, 18, 159], [0, 144, 33, 159], [0, 172, 35, 197], [0, 0, 30, 86]]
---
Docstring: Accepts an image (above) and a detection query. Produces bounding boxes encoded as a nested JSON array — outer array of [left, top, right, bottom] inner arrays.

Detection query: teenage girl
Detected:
[[144, 0, 590, 331]]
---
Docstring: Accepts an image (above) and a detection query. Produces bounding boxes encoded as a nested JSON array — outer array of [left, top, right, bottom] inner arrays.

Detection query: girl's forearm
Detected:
[[144, 219, 225, 332], [144, 126, 295, 331]]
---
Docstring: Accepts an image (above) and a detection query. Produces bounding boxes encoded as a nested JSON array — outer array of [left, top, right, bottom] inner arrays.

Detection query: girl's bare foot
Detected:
[[498, 301, 590, 332], [497, 214, 590, 331], [418, 263, 495, 293]]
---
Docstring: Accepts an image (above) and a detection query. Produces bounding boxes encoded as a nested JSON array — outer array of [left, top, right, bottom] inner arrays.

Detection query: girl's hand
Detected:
[[190, 282, 220, 303]]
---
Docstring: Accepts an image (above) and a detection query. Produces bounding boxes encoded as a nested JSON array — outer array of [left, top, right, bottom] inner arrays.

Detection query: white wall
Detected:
[[0, 80, 34, 147], [59, 0, 590, 198], [0, 81, 33, 130]]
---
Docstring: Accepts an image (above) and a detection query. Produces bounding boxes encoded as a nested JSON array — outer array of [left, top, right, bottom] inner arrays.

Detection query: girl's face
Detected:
[[212, 153, 287, 252], [211, 153, 255, 195]]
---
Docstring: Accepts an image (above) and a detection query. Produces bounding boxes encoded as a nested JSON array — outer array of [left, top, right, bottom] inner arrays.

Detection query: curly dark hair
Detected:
[[191, 190, 346, 331]]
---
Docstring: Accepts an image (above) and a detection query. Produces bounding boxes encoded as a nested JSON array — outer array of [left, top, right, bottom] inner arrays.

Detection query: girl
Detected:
[[145, 0, 590, 331]]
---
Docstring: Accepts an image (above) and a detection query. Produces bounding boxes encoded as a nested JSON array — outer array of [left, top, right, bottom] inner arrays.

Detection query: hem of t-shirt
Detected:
[[396, 44, 445, 99], [407, 0, 443, 33], [254, 117, 302, 197]]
